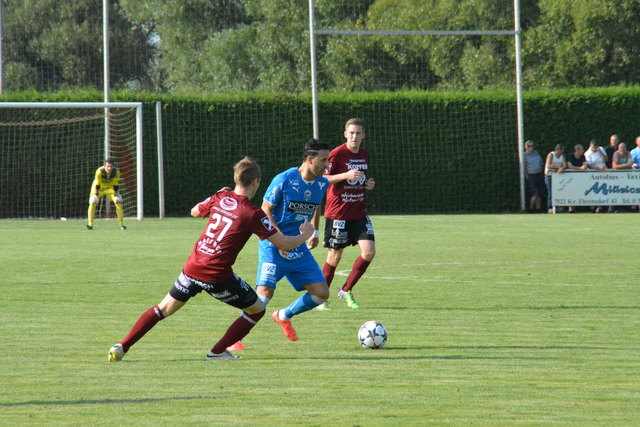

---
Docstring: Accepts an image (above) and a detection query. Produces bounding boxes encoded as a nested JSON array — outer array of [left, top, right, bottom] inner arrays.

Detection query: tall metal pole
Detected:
[[156, 102, 165, 219], [103, 0, 110, 159], [308, 0, 319, 139], [103, 0, 112, 218], [514, 0, 526, 211], [0, 0, 4, 95]]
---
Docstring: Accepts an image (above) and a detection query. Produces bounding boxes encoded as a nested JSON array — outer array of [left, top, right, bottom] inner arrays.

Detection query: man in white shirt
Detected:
[[585, 139, 607, 171]]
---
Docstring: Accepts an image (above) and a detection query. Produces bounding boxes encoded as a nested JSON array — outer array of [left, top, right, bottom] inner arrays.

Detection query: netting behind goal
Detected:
[[0, 103, 141, 220], [310, 2, 522, 213]]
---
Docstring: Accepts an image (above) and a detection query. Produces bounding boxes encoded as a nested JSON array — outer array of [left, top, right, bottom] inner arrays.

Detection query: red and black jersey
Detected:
[[324, 143, 370, 221], [183, 191, 277, 283]]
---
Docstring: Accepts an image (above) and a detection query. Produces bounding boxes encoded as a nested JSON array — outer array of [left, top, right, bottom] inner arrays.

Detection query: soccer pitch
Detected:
[[1, 214, 638, 425]]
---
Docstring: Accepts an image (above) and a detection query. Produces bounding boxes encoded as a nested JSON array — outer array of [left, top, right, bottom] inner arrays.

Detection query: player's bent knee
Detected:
[[89, 195, 99, 204], [244, 300, 266, 315], [310, 294, 328, 305], [114, 194, 123, 204], [362, 249, 376, 261]]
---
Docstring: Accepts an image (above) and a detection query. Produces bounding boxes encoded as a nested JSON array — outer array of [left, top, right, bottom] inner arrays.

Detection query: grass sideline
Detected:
[[1, 214, 638, 425]]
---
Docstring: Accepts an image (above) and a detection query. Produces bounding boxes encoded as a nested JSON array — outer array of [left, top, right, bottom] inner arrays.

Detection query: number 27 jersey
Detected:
[[183, 191, 276, 283]]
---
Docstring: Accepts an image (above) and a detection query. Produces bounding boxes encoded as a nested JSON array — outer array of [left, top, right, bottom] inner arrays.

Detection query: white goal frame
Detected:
[[0, 102, 144, 220]]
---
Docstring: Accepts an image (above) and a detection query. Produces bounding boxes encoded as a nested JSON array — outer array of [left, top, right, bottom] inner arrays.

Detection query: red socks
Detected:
[[342, 256, 371, 292], [120, 306, 164, 352], [211, 311, 265, 354], [322, 262, 336, 287]]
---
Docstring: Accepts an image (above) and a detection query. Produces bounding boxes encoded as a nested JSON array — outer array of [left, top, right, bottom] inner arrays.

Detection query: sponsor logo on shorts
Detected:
[[211, 290, 232, 299], [260, 262, 277, 281], [366, 223, 375, 235], [174, 273, 191, 293], [239, 279, 251, 292], [279, 249, 303, 261], [174, 282, 189, 293], [331, 229, 348, 238], [333, 220, 346, 230]]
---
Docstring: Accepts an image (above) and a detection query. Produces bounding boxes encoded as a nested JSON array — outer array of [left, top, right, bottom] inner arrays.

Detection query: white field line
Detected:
[[334, 263, 634, 288]]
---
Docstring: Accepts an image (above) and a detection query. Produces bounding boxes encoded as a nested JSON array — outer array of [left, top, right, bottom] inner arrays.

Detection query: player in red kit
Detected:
[[320, 118, 376, 310], [108, 157, 314, 361]]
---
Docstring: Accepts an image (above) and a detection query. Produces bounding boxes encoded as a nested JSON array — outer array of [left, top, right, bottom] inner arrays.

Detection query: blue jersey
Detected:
[[259, 167, 329, 258]]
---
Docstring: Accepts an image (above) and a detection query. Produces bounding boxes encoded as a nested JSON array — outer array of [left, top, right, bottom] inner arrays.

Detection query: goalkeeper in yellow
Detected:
[[87, 159, 126, 230]]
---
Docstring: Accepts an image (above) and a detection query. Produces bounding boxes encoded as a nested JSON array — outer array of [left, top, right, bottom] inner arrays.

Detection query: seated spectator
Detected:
[[566, 144, 587, 213], [523, 140, 545, 212], [605, 134, 620, 169], [585, 139, 608, 171], [612, 142, 634, 169], [544, 144, 566, 214]]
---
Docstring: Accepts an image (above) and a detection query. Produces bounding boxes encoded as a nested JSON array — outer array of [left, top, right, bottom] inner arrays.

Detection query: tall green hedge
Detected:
[[3, 87, 640, 216]]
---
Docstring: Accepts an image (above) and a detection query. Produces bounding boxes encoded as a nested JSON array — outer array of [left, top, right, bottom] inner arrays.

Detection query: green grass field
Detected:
[[1, 214, 638, 425]]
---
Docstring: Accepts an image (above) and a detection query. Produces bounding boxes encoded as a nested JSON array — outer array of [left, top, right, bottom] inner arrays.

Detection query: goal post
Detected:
[[0, 102, 143, 220]]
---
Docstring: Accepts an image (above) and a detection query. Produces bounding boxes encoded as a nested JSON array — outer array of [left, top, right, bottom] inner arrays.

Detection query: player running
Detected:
[[108, 157, 314, 361], [87, 159, 126, 230], [255, 139, 331, 341], [321, 118, 376, 309]]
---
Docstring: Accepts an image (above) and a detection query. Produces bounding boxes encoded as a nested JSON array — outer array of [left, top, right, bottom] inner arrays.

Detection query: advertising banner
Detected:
[[551, 170, 640, 206]]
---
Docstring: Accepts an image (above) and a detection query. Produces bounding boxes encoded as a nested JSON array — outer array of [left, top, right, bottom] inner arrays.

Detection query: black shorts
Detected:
[[526, 173, 544, 197], [323, 216, 375, 250], [169, 271, 258, 309]]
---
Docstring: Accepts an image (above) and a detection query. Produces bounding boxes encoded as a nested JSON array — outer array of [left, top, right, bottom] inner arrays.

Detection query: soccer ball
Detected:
[[358, 320, 387, 349]]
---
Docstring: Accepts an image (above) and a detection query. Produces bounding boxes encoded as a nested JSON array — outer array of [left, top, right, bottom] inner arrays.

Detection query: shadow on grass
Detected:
[[0, 395, 227, 407]]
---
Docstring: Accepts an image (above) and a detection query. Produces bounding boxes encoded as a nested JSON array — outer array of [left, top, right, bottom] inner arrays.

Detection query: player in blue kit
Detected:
[[256, 138, 331, 341]]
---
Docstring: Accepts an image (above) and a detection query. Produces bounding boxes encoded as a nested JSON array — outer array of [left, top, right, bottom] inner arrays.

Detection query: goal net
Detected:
[[0, 102, 143, 220], [309, 2, 522, 213]]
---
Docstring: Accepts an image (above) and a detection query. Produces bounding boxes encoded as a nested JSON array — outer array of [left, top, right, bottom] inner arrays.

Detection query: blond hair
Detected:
[[345, 118, 365, 131], [234, 156, 261, 186]]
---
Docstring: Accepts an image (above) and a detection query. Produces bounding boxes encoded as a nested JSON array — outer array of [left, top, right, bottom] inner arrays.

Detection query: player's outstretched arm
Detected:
[[267, 218, 315, 251]]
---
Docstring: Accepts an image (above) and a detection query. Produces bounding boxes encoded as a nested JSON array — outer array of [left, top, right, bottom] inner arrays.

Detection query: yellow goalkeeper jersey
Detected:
[[92, 166, 121, 192]]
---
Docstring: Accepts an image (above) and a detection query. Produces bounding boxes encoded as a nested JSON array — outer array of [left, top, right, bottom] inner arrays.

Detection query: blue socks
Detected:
[[283, 293, 325, 319]]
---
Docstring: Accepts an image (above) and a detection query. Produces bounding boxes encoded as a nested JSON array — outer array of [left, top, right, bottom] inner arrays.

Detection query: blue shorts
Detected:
[[256, 247, 326, 291]]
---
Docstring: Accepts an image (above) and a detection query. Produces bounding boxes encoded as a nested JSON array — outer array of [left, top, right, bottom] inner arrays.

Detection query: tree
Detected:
[[120, 0, 251, 92], [3, 0, 155, 91], [523, 0, 640, 88]]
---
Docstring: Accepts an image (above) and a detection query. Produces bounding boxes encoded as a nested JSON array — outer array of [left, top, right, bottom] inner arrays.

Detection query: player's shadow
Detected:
[[0, 396, 226, 407]]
